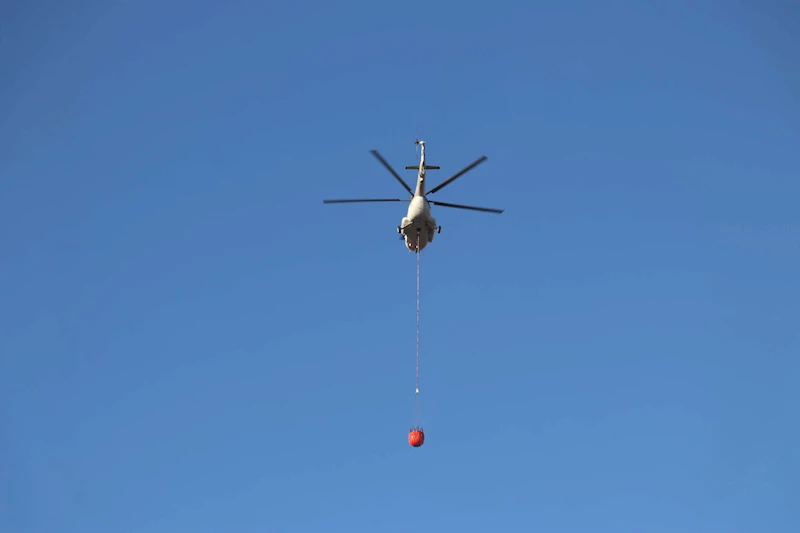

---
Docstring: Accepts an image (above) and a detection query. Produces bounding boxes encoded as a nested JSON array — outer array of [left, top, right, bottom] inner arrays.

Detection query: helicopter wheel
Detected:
[[437, 226, 442, 234]]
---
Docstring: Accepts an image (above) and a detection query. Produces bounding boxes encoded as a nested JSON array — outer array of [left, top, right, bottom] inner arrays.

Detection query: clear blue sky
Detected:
[[2, 1, 798, 532]]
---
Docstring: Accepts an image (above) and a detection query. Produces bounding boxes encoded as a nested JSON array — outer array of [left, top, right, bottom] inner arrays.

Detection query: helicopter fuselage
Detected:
[[399, 195, 438, 252], [397, 142, 440, 252]]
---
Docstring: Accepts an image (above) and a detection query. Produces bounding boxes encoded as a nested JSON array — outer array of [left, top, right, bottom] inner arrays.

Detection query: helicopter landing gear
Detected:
[[437, 226, 442, 234]]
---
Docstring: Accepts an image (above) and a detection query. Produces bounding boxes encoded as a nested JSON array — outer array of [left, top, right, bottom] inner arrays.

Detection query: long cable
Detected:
[[414, 231, 421, 427], [416, 231, 420, 395]]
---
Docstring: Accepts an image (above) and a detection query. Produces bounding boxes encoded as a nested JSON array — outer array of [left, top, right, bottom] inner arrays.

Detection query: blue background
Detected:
[[2, 1, 798, 532]]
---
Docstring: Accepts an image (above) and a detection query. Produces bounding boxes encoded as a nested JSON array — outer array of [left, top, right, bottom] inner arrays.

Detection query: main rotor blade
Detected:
[[370, 150, 413, 196], [426, 155, 488, 195], [429, 200, 504, 214], [323, 198, 409, 204]]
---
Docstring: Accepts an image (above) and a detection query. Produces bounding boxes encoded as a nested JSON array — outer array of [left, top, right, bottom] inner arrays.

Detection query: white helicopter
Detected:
[[323, 140, 504, 252]]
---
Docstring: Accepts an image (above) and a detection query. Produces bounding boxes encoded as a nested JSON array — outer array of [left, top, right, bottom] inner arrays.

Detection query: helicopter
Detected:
[[323, 140, 504, 252]]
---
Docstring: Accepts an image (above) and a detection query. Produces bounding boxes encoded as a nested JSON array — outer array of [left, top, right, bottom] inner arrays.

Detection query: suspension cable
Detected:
[[414, 230, 422, 427], [416, 231, 420, 394]]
